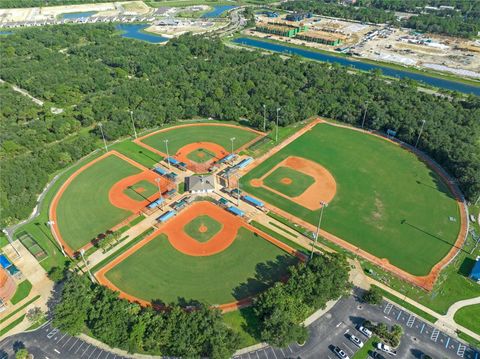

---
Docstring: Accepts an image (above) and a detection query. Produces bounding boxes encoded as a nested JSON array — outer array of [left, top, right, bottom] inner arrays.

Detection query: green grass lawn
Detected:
[[105, 227, 297, 304], [183, 215, 223, 242], [10, 280, 32, 305], [140, 124, 259, 154], [263, 166, 315, 197], [186, 148, 216, 163], [123, 180, 158, 201], [242, 123, 460, 276], [56, 155, 141, 251], [111, 140, 163, 168], [352, 336, 377, 359], [223, 306, 261, 348], [454, 304, 480, 335]]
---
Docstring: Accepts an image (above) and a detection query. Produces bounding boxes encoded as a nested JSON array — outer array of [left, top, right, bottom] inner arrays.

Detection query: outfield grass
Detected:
[[242, 123, 460, 276], [183, 215, 222, 242], [263, 166, 315, 197], [223, 306, 261, 348], [140, 124, 258, 154], [186, 148, 216, 163], [56, 155, 141, 251], [10, 280, 32, 305], [123, 180, 158, 201], [454, 304, 480, 335], [105, 227, 297, 304], [111, 140, 163, 168]]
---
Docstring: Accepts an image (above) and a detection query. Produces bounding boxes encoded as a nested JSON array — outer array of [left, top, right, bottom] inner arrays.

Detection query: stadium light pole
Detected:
[[230, 137, 236, 154], [263, 104, 266, 132], [155, 177, 164, 210], [129, 110, 138, 139], [276, 107, 281, 142], [361, 101, 369, 129], [415, 120, 426, 149], [98, 123, 108, 153], [310, 201, 328, 260], [46, 220, 67, 257], [164, 139, 170, 169], [80, 249, 95, 283], [236, 174, 240, 207]]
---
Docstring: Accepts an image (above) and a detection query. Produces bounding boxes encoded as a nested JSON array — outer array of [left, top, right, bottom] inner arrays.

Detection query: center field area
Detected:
[[241, 123, 461, 276], [138, 124, 260, 154], [104, 228, 296, 304], [55, 154, 142, 251]]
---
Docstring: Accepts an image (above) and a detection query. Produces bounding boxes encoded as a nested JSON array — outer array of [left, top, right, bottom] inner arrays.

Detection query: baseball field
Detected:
[[241, 122, 461, 276], [103, 228, 296, 304]]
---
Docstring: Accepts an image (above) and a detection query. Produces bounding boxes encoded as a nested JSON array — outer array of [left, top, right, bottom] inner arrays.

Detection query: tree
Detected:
[[47, 266, 65, 282], [363, 286, 383, 305], [15, 348, 29, 359], [26, 307, 44, 324]]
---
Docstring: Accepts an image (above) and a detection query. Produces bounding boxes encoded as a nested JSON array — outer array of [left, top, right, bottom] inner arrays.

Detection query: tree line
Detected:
[[52, 253, 351, 357], [0, 25, 479, 227], [281, 0, 480, 38], [0, 0, 115, 7]]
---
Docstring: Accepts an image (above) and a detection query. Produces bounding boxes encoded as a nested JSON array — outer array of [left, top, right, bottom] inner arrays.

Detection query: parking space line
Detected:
[[445, 337, 450, 348], [431, 328, 440, 342], [96, 350, 103, 359], [396, 310, 402, 320], [270, 347, 278, 359], [69, 338, 79, 350], [420, 323, 425, 333], [288, 345, 293, 353], [62, 336, 72, 347], [57, 333, 67, 343], [406, 314, 415, 327], [88, 347, 97, 359], [255, 350, 260, 359], [75, 341, 84, 354], [457, 344, 466, 357], [384, 303, 393, 314], [280, 348, 285, 357], [104, 352, 110, 359]]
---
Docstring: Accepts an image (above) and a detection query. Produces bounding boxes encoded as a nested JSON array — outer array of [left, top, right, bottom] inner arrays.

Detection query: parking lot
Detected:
[[234, 293, 480, 359]]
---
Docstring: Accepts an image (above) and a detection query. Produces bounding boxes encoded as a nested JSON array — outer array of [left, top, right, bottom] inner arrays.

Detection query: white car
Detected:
[[357, 325, 373, 338], [47, 328, 59, 339], [377, 342, 397, 356], [348, 334, 364, 348], [333, 346, 350, 359]]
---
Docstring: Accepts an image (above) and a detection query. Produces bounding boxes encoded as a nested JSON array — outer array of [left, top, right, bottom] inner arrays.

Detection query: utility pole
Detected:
[[263, 104, 266, 132], [98, 123, 108, 153], [310, 201, 328, 260], [415, 120, 426, 149], [276, 107, 281, 142], [361, 101, 369, 129], [46, 220, 66, 257], [130, 110, 137, 139], [236, 174, 240, 207], [230, 137, 236, 154], [80, 249, 95, 283], [155, 177, 164, 209], [164, 139, 170, 168]]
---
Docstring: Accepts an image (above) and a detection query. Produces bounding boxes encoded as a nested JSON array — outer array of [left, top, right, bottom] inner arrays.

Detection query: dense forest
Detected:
[[282, 0, 480, 38], [53, 254, 350, 356], [0, 25, 479, 227], [0, 0, 117, 7]]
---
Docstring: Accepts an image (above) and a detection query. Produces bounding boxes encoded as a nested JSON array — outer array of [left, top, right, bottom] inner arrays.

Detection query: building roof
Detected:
[[470, 259, 480, 279], [187, 175, 215, 192]]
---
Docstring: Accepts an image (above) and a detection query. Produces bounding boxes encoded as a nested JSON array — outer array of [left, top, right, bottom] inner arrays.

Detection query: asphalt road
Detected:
[[1, 293, 478, 359], [234, 293, 480, 359]]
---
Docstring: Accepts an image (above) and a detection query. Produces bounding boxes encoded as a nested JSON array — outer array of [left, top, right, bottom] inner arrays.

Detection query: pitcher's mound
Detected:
[[199, 224, 208, 233], [280, 178, 292, 185]]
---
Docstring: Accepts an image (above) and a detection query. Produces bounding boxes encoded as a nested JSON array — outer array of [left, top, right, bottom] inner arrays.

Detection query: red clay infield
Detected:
[[251, 156, 337, 210], [95, 201, 305, 311]]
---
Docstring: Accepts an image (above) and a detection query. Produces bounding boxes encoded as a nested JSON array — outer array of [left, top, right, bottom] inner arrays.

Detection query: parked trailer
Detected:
[[242, 195, 264, 208], [156, 210, 177, 223], [227, 206, 245, 217]]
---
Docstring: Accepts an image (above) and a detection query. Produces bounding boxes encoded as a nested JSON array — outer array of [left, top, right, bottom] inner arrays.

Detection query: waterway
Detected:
[[201, 5, 236, 18], [60, 11, 96, 20], [116, 24, 168, 44], [233, 37, 479, 96]]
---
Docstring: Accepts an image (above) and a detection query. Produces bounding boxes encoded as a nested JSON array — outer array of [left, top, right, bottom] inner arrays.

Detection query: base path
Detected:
[[252, 155, 336, 210], [242, 118, 468, 291], [175, 142, 228, 173], [95, 201, 305, 312]]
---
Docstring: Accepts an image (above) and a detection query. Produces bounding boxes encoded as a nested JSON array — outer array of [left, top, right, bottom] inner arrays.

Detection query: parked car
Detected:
[[333, 346, 350, 359], [348, 334, 364, 348], [357, 325, 373, 338], [371, 352, 387, 359], [377, 342, 397, 356], [47, 328, 59, 339]]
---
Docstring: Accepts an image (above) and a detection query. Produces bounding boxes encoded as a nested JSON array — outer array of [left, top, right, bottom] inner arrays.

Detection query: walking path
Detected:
[[439, 296, 480, 325]]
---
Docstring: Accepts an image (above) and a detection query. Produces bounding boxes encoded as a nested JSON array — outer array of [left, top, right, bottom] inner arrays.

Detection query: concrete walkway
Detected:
[[438, 295, 480, 326]]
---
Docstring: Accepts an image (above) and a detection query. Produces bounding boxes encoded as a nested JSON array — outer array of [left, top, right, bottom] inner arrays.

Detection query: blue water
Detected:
[[116, 24, 168, 44], [233, 37, 480, 96], [60, 11, 96, 19], [201, 5, 236, 18]]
